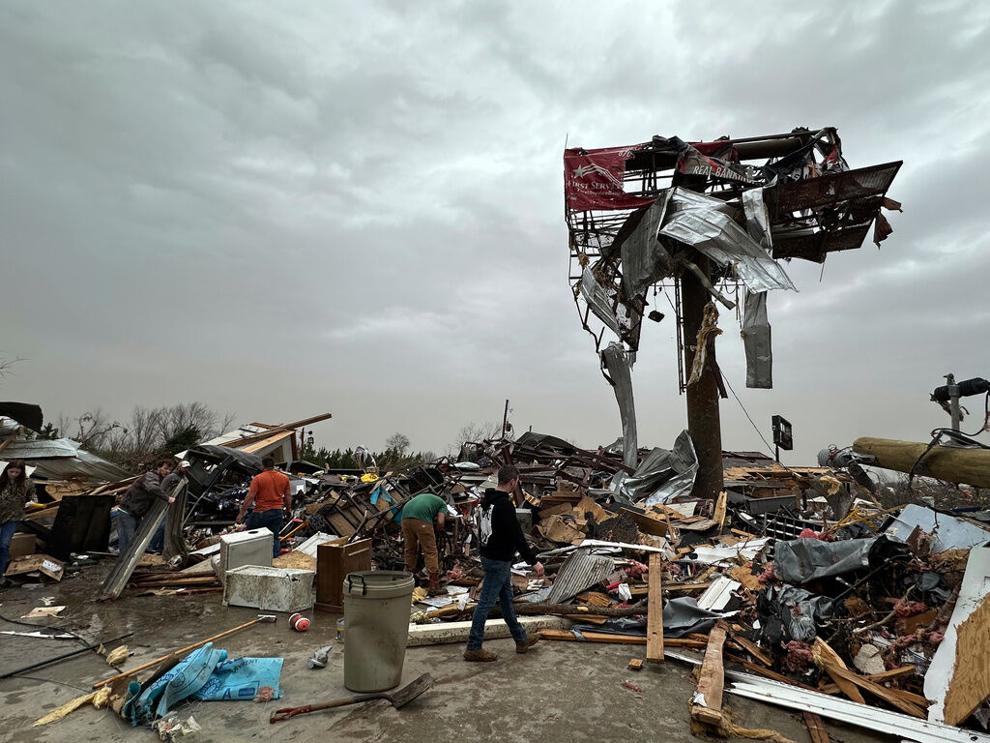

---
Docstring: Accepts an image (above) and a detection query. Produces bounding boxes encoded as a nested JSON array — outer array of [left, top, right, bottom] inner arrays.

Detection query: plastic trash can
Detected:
[[343, 570, 415, 692]]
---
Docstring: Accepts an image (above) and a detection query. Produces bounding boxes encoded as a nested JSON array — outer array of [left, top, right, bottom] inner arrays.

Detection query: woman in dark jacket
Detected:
[[0, 460, 35, 578]]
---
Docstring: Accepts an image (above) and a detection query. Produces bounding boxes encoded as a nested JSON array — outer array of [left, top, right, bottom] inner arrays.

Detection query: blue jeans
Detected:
[[247, 509, 283, 557], [0, 520, 18, 576], [149, 522, 165, 553], [466, 557, 526, 650], [116, 510, 139, 555]]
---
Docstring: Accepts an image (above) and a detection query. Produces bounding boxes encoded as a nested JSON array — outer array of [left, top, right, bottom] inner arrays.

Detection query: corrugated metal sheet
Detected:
[[1, 438, 127, 482], [545, 550, 616, 604]]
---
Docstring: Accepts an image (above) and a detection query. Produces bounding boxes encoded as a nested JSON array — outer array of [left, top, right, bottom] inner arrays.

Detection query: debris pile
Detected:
[[5, 410, 990, 741]]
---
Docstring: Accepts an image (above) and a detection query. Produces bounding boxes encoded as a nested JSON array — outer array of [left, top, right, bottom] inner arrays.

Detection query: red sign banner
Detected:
[[563, 146, 655, 211]]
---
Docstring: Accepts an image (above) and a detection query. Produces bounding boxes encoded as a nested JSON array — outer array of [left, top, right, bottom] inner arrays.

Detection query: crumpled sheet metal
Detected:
[[689, 537, 772, 565], [619, 190, 676, 297], [659, 188, 796, 293], [742, 187, 773, 251], [741, 290, 772, 389], [601, 342, 638, 469], [773, 536, 878, 585], [544, 550, 617, 604], [613, 429, 698, 505], [885, 503, 990, 552], [580, 267, 622, 337]]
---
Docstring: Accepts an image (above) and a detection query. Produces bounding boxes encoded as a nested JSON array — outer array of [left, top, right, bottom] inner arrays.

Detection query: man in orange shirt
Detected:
[[236, 456, 291, 557]]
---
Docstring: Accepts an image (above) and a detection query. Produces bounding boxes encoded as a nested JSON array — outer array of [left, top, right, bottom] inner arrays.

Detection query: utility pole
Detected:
[[944, 373, 962, 432], [681, 256, 724, 500], [501, 399, 510, 438]]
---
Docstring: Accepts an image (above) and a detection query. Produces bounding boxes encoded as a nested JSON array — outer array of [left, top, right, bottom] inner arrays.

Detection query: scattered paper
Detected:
[[21, 605, 66, 619]]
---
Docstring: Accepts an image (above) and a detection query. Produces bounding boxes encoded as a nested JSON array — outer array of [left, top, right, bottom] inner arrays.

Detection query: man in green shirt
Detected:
[[401, 492, 447, 595]]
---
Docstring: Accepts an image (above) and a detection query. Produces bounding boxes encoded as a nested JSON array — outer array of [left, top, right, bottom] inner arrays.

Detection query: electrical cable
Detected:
[[0, 610, 95, 650], [719, 370, 784, 464]]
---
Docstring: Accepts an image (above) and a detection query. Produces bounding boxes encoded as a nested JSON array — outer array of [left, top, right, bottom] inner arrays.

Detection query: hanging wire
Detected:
[[719, 370, 779, 460]]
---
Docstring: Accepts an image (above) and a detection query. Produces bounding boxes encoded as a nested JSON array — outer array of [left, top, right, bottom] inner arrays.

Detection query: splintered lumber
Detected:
[[691, 622, 727, 727], [646, 553, 664, 663], [713, 490, 728, 532], [853, 436, 990, 488], [730, 634, 773, 667], [802, 711, 830, 743], [822, 663, 926, 718], [537, 629, 705, 648], [813, 638, 866, 704], [628, 658, 644, 671], [944, 594, 990, 725], [514, 603, 644, 618]]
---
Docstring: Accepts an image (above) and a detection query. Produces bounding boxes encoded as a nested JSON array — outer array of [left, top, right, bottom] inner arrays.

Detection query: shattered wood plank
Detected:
[[537, 629, 706, 648], [730, 634, 773, 667], [713, 490, 728, 532], [646, 553, 664, 663], [813, 638, 866, 704], [663, 581, 712, 592], [802, 711, 830, 743], [823, 663, 926, 718], [944, 593, 990, 725], [691, 622, 727, 727]]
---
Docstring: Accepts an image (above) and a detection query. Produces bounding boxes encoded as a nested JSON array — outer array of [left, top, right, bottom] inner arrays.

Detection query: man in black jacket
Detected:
[[464, 465, 544, 662], [116, 460, 175, 555]]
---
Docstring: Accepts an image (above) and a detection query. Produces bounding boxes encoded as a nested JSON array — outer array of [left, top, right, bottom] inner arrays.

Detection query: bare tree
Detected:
[[57, 409, 122, 449], [66, 402, 237, 469], [449, 420, 503, 457], [0, 355, 23, 381], [386, 432, 411, 456]]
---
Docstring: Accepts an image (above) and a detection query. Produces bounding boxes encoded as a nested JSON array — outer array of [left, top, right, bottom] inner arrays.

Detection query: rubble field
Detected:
[[3, 417, 990, 743]]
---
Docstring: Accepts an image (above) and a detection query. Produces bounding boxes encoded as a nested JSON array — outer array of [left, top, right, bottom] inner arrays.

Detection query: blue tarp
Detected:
[[125, 643, 283, 725], [192, 657, 283, 701]]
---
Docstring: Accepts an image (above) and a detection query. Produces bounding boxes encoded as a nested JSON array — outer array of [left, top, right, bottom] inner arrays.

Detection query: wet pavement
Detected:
[[0, 561, 889, 743]]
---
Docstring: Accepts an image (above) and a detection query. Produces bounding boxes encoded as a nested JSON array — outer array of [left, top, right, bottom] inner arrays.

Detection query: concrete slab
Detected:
[[0, 561, 891, 743], [407, 616, 571, 646]]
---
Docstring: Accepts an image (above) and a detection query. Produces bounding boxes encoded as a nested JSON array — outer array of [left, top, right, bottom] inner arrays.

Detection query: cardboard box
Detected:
[[9, 532, 37, 560]]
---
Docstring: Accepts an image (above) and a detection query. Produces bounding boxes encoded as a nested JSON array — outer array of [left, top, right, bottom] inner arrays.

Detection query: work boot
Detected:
[[427, 572, 444, 596], [516, 635, 540, 654], [463, 648, 498, 662]]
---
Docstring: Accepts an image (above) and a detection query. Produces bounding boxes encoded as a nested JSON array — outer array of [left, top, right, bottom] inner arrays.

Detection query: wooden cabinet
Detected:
[[315, 538, 372, 613]]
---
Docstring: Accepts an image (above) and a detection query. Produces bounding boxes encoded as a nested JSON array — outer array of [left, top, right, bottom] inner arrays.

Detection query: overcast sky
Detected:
[[3, 1, 989, 463]]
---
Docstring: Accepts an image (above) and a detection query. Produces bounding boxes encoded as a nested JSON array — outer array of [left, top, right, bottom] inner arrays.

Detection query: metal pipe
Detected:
[[0, 631, 134, 679]]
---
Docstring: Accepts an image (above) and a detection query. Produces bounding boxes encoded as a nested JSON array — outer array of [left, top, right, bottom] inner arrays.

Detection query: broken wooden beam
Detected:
[[646, 553, 664, 663], [802, 711, 830, 743], [690, 621, 727, 727], [537, 629, 706, 648], [812, 638, 866, 704]]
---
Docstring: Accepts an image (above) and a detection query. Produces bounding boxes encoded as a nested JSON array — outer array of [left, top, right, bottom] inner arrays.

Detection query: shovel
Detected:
[[269, 673, 434, 723]]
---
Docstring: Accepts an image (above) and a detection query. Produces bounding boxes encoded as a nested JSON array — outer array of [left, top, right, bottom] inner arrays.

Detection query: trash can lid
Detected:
[[343, 570, 415, 600]]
